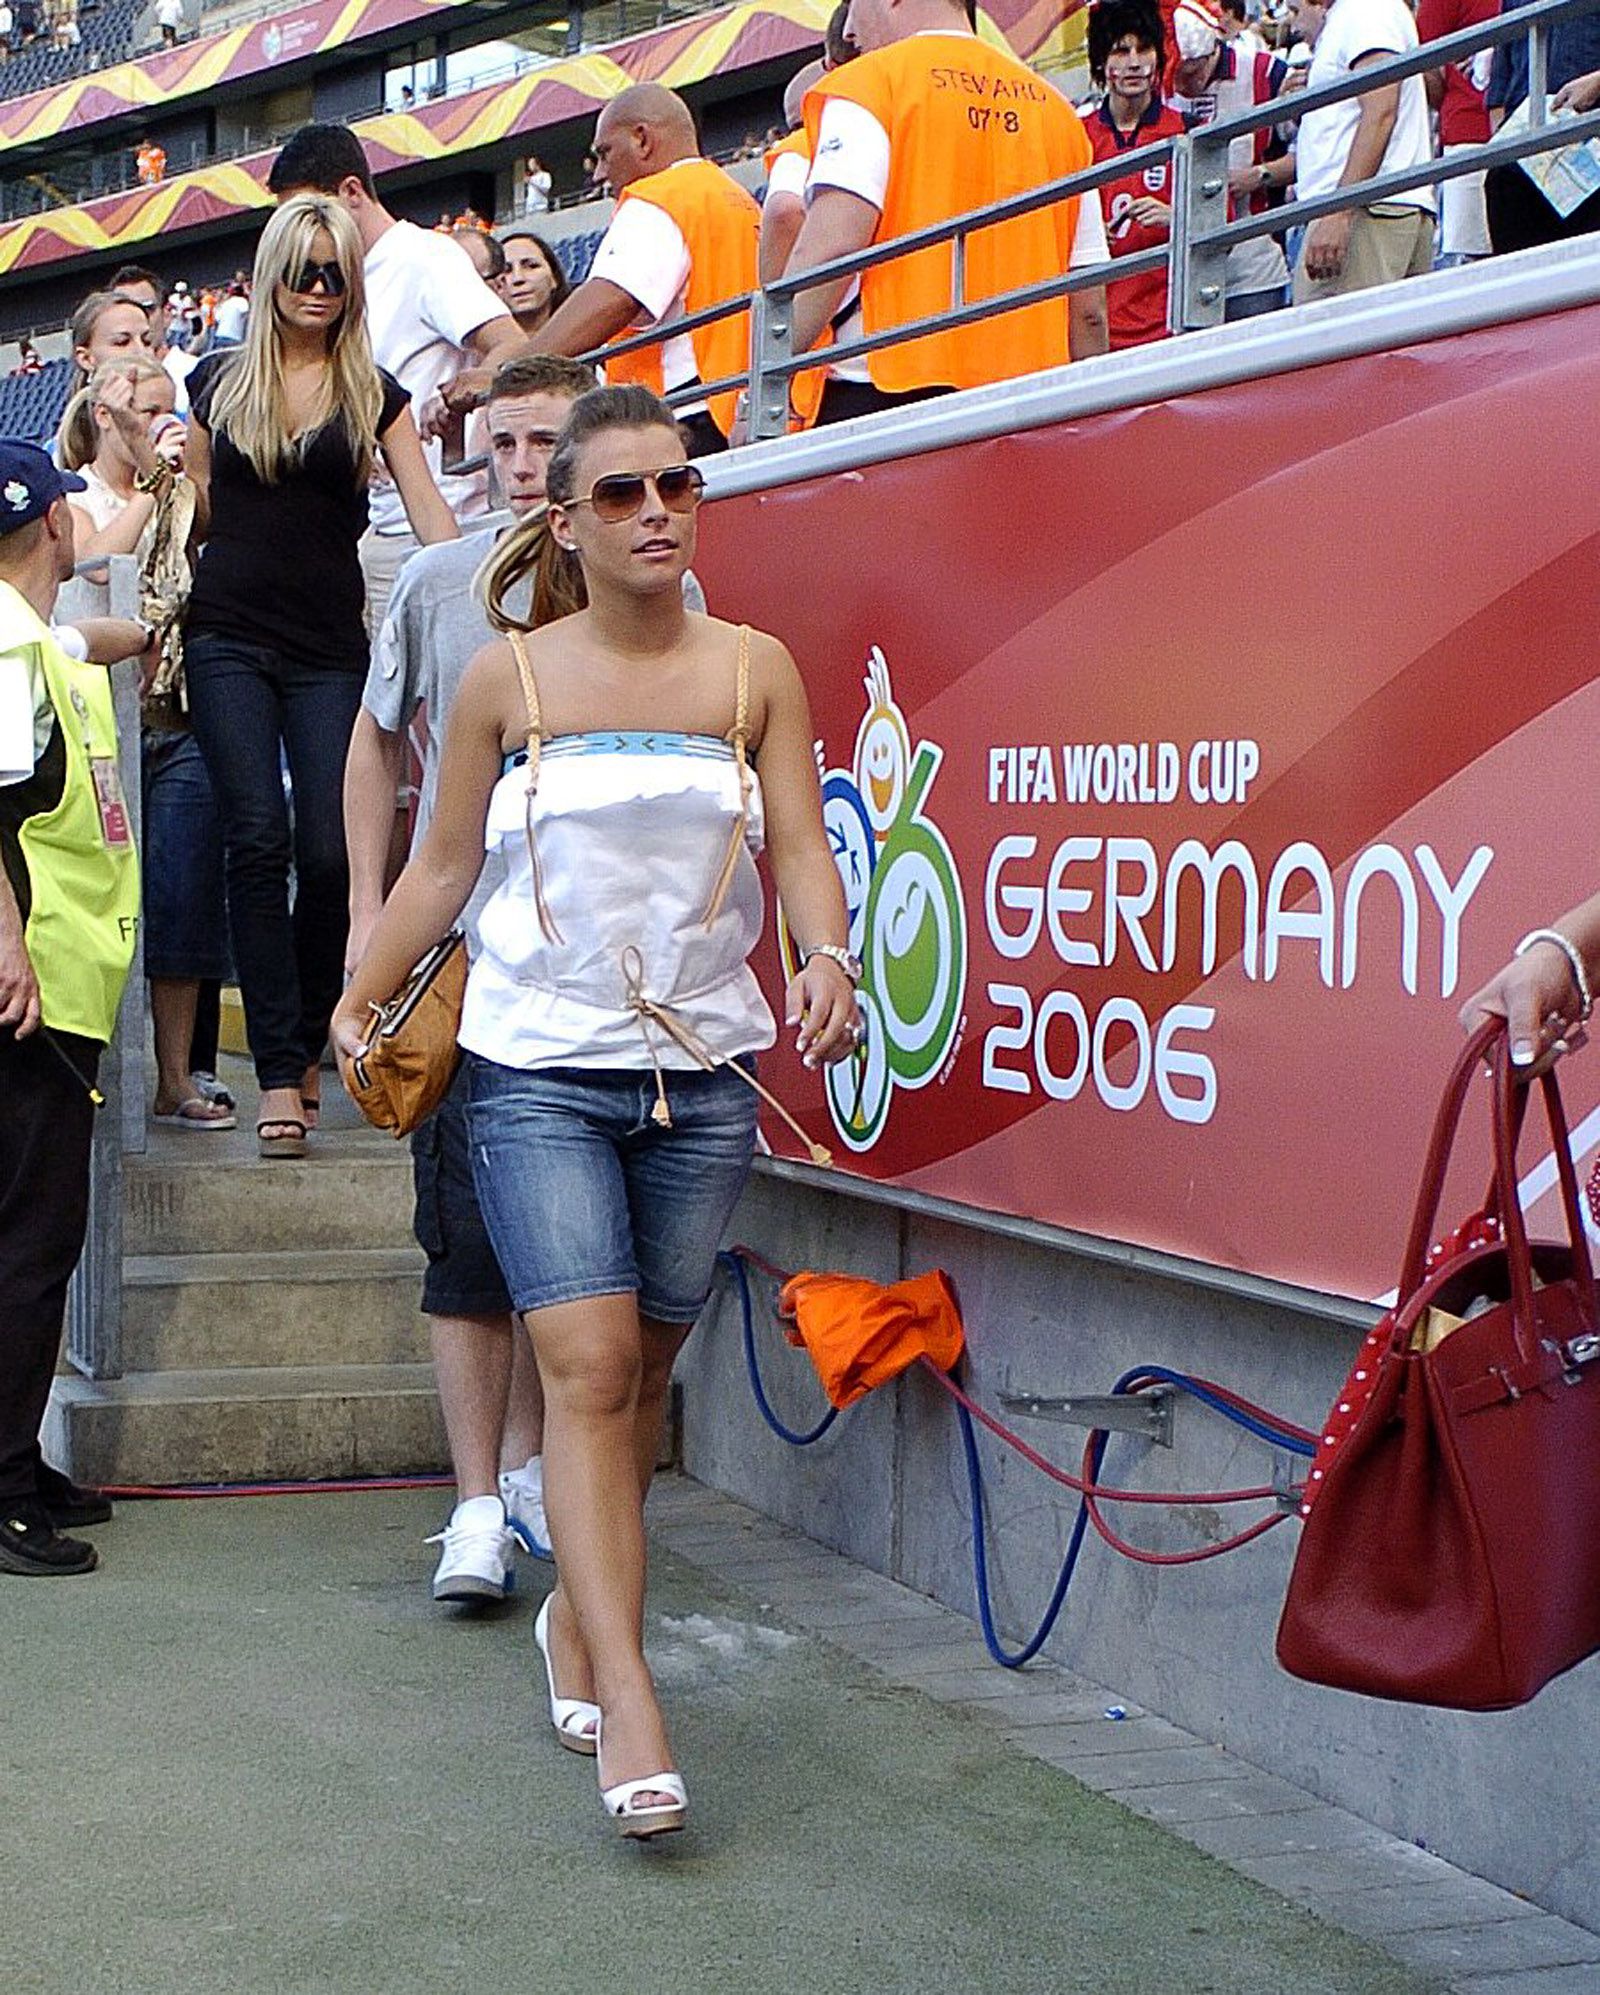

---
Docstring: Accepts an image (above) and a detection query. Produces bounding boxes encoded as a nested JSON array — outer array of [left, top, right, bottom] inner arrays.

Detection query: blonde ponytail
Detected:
[[58, 385, 98, 471]]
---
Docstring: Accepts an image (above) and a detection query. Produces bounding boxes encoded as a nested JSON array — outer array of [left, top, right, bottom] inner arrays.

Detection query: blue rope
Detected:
[[1110, 1364, 1318, 1458], [956, 1396, 1101, 1668], [718, 1251, 1314, 1671], [721, 1250, 839, 1447]]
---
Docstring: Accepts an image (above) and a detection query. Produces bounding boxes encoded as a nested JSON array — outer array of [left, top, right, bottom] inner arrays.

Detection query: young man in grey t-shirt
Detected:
[[344, 355, 596, 1605]]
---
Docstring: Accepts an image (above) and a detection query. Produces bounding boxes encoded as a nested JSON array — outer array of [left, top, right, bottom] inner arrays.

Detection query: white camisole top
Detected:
[[458, 626, 777, 1073]]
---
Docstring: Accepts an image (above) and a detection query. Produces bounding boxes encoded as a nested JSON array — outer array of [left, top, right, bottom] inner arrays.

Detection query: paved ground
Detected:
[[3, 1479, 1464, 1995]]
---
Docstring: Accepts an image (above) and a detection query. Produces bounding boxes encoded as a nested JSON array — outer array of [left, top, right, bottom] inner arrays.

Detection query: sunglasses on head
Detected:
[[565, 463, 704, 524], [287, 260, 347, 297]]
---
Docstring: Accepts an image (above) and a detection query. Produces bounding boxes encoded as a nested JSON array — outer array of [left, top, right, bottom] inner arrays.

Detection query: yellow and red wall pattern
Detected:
[[0, 0, 467, 153], [0, 0, 1085, 276]]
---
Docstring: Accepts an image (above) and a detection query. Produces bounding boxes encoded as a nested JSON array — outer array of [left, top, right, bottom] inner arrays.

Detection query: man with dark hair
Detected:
[[1086, 0, 1188, 348], [0, 442, 139, 1576], [265, 121, 377, 202], [268, 122, 524, 621]]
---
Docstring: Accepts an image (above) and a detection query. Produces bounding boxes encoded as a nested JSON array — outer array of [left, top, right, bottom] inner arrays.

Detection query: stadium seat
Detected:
[[555, 230, 605, 287], [0, 356, 74, 446], [0, 0, 144, 106]]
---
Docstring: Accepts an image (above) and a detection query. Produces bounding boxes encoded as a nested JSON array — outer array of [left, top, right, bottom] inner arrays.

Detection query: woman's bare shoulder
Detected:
[[696, 613, 796, 677]]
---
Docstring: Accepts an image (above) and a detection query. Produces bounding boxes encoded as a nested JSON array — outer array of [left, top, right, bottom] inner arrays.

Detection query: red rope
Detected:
[[733, 1247, 1296, 1556], [917, 1358, 1279, 1506]]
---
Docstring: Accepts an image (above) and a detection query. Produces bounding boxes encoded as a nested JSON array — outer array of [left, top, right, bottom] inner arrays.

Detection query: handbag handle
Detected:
[[1398, 1018, 1502, 1298], [1490, 1031, 1598, 1359]]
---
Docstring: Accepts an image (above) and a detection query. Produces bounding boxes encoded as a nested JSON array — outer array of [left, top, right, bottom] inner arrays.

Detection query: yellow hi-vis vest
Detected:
[[0, 582, 138, 1044]]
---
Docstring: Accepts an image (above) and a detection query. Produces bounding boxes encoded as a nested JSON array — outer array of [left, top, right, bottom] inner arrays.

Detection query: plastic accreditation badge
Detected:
[[90, 756, 132, 847]]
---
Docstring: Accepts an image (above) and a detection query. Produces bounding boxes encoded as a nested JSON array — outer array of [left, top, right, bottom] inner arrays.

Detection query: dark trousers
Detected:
[[0, 1028, 99, 1502], [815, 379, 954, 426], [1486, 164, 1600, 254], [185, 634, 363, 1092]]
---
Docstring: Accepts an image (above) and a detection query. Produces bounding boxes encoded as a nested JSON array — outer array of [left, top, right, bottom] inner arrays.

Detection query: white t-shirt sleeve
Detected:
[[1069, 190, 1110, 270], [588, 200, 694, 322], [420, 233, 517, 354], [766, 150, 810, 202], [1328, 0, 1410, 69], [807, 97, 892, 212], [0, 646, 47, 786]]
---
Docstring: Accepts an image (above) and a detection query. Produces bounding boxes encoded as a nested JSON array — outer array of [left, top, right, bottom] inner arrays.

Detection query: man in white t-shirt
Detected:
[[1289, 0, 1435, 301], [268, 123, 524, 625]]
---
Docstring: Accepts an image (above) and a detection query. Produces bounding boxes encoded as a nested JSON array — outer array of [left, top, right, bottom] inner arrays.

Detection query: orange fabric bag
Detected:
[[779, 1270, 965, 1409]]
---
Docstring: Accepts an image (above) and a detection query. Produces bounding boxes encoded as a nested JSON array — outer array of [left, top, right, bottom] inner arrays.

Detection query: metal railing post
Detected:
[[1173, 128, 1230, 331], [749, 282, 795, 443], [1527, 21, 1549, 125], [60, 555, 145, 1382]]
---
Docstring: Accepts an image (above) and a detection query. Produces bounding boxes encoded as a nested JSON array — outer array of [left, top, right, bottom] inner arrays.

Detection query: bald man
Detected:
[[446, 85, 760, 455]]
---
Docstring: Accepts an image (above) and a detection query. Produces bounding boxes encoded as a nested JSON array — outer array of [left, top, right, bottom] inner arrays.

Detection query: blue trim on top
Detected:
[[501, 730, 738, 776]]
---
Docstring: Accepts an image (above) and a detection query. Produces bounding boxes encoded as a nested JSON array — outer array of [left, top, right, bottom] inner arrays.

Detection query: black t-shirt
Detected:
[[184, 353, 409, 671]]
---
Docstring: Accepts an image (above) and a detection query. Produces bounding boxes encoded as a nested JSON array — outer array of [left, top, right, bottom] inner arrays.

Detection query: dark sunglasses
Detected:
[[566, 464, 704, 524], [287, 260, 348, 297]]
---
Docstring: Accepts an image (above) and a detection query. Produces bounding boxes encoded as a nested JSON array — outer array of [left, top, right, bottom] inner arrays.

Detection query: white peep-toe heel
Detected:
[[533, 1595, 600, 1756], [596, 1723, 688, 1840]]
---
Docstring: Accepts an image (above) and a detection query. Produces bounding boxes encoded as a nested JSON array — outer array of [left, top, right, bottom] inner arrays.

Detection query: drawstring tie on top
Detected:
[[620, 946, 832, 1167]]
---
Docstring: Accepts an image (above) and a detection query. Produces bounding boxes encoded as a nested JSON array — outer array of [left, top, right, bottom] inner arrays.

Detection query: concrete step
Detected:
[[125, 1147, 417, 1257], [123, 1249, 431, 1372], [46, 1364, 449, 1487]]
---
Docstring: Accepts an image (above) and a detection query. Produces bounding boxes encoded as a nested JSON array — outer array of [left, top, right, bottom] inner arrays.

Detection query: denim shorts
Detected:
[[464, 1054, 759, 1324], [411, 1060, 513, 1319]]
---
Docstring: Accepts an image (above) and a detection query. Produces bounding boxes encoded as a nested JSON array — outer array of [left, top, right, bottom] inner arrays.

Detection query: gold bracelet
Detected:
[[133, 462, 170, 495]]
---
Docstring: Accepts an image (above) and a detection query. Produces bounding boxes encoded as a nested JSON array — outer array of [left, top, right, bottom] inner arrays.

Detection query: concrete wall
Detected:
[[680, 1166, 1600, 1933]]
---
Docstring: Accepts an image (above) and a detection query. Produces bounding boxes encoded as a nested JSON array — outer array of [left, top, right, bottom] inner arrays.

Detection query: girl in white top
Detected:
[[335, 386, 857, 1840]]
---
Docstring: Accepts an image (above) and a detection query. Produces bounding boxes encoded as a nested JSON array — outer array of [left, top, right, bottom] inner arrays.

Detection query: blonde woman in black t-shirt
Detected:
[[185, 193, 457, 1158]]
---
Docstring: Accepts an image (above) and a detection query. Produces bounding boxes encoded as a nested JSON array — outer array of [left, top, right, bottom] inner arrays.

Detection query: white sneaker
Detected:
[[499, 1457, 552, 1561], [425, 1495, 516, 1602]]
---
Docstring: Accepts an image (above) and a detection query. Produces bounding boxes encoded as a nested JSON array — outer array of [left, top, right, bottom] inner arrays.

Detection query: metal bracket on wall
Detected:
[[998, 1384, 1176, 1450]]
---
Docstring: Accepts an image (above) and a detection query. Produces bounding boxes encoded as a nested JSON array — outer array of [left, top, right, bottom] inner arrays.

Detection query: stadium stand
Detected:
[[0, 0, 142, 100], [0, 353, 73, 442], [553, 228, 604, 287]]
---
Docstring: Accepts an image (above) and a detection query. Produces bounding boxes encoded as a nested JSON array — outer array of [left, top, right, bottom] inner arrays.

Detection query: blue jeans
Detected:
[[140, 728, 229, 982], [185, 634, 363, 1091], [464, 1056, 759, 1323]]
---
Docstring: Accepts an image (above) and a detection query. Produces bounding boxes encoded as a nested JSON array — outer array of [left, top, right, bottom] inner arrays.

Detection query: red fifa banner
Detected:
[[694, 305, 1600, 1304]]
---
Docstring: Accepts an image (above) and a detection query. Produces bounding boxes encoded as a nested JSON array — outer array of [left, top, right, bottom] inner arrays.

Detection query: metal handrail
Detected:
[[573, 0, 1600, 438]]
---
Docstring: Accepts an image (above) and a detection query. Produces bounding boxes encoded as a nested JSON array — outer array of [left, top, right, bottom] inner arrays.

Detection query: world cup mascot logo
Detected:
[[783, 647, 966, 1152]]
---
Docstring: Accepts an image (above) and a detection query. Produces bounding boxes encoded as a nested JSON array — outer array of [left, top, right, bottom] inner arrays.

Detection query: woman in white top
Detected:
[[335, 385, 857, 1839]]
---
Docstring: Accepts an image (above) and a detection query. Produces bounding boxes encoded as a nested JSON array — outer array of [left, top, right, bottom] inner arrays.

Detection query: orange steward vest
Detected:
[[803, 33, 1094, 393], [761, 131, 828, 431], [605, 158, 760, 438]]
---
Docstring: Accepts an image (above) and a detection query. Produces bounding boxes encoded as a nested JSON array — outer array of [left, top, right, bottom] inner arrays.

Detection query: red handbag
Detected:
[[1276, 1020, 1600, 1710]]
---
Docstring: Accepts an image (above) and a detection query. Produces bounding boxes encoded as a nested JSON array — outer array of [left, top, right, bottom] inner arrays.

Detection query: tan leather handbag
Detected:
[[340, 930, 468, 1138]]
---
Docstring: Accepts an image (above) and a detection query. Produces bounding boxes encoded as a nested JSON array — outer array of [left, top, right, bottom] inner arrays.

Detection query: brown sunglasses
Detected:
[[564, 463, 705, 524]]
